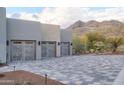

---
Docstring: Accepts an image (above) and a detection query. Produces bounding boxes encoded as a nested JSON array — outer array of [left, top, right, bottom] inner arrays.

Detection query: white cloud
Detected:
[[7, 12, 39, 21], [7, 7, 124, 28]]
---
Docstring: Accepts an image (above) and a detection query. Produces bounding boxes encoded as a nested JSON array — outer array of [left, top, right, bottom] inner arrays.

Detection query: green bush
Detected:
[[85, 31, 106, 53], [106, 36, 124, 52], [72, 30, 124, 55], [73, 36, 86, 54]]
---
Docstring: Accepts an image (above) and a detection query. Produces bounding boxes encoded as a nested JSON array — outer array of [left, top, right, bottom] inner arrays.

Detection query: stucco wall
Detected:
[[7, 18, 42, 40], [7, 18, 42, 61], [0, 8, 6, 63], [41, 23, 61, 57], [60, 29, 72, 42]]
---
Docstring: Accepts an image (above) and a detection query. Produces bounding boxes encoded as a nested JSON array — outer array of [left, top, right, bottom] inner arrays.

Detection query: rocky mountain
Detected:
[[66, 20, 85, 29], [66, 20, 124, 37]]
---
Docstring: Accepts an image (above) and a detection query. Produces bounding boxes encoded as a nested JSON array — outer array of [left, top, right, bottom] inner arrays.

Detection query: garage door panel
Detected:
[[41, 42, 56, 58], [11, 41, 23, 61], [24, 41, 35, 61], [41, 43, 47, 58], [61, 42, 70, 56], [47, 43, 56, 57]]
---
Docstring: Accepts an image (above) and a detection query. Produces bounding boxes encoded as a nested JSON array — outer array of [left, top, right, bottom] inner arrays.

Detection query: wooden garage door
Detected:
[[61, 42, 70, 56], [41, 41, 56, 58], [11, 40, 35, 61]]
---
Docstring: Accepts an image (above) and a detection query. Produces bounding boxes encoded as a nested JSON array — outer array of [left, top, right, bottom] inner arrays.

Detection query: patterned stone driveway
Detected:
[[0, 55, 124, 85]]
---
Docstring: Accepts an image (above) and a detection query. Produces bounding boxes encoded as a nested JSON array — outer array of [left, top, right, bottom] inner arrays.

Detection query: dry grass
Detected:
[[0, 70, 64, 85]]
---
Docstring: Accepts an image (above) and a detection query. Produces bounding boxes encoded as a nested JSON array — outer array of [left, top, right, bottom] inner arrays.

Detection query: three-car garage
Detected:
[[6, 16, 72, 62], [10, 40, 71, 61]]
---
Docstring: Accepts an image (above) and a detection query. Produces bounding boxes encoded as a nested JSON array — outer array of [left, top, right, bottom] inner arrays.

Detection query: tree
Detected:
[[106, 24, 124, 52], [107, 36, 124, 52], [84, 31, 106, 53]]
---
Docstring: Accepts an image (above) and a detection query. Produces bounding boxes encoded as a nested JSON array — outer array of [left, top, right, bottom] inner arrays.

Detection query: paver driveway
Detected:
[[0, 55, 124, 85]]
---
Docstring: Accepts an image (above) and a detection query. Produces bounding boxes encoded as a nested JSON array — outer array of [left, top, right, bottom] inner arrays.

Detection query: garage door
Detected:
[[11, 40, 35, 61], [61, 42, 70, 56], [41, 41, 56, 58], [24, 41, 35, 60]]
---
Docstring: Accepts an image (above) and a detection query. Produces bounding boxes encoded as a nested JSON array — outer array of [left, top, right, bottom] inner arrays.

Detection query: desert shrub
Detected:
[[73, 36, 86, 54], [73, 29, 124, 54], [106, 36, 124, 52], [84, 31, 106, 53], [94, 41, 107, 53]]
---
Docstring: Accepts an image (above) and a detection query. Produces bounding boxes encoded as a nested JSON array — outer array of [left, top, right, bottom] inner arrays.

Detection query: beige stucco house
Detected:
[[0, 7, 72, 63]]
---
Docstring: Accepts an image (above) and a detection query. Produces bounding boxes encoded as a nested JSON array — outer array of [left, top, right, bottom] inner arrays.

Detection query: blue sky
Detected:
[[6, 7, 109, 13], [89, 7, 110, 11], [6, 7, 45, 13]]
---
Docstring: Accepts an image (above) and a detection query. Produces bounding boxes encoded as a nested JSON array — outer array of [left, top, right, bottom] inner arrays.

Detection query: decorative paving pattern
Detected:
[[0, 55, 124, 85]]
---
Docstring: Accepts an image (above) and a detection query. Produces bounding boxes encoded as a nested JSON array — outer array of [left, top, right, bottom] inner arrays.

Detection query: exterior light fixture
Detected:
[[58, 42, 60, 45], [6, 40, 9, 46], [70, 42, 73, 46], [38, 41, 41, 46]]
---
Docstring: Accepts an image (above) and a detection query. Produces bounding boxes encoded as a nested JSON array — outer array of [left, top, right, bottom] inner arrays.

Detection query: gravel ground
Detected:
[[0, 55, 124, 85]]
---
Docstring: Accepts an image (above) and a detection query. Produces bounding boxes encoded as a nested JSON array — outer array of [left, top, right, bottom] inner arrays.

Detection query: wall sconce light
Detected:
[[38, 41, 41, 46], [6, 40, 9, 46], [70, 42, 73, 46], [58, 42, 60, 45]]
